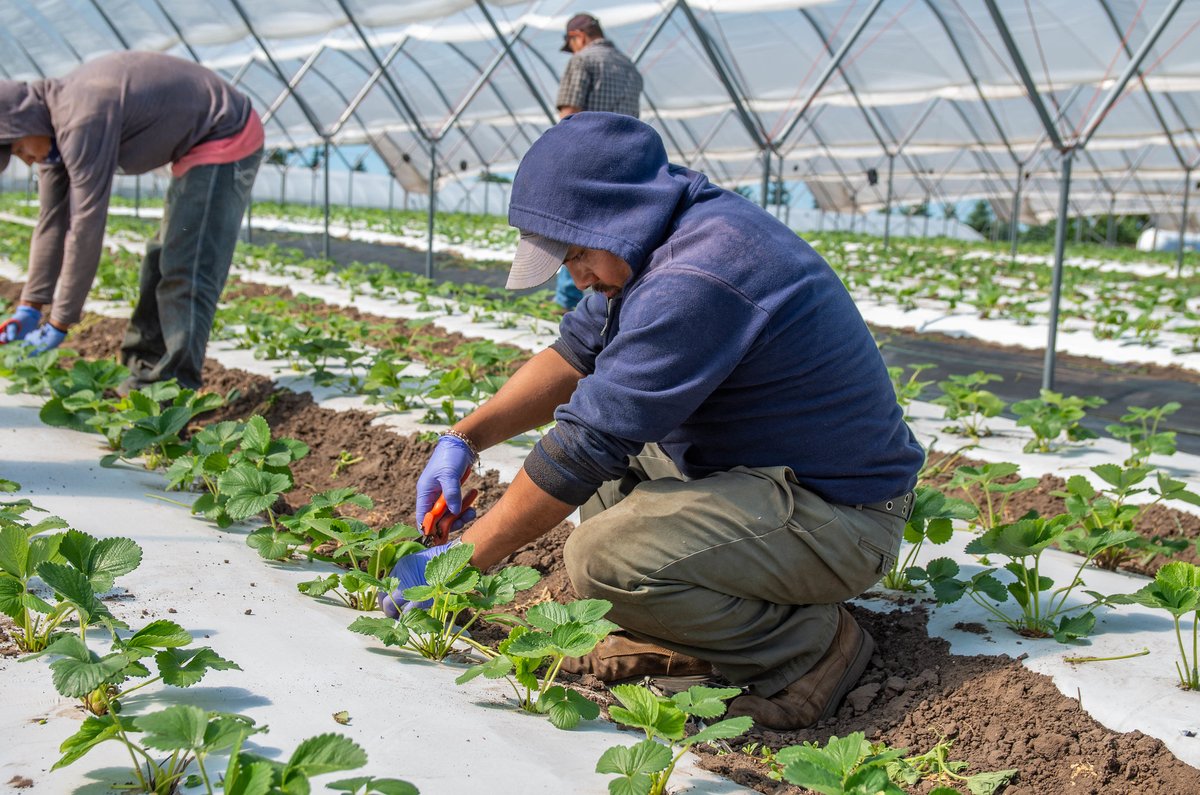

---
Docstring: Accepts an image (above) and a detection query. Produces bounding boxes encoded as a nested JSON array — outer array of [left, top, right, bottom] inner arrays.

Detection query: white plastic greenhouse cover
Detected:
[[0, 0, 1197, 225]]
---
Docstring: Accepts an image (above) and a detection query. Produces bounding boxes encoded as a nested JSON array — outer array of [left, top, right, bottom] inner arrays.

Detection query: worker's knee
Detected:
[[563, 509, 632, 600]]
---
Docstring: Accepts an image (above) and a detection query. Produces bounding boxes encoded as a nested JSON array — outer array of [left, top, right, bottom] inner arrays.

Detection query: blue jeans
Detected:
[[121, 149, 262, 390], [555, 266, 583, 310]]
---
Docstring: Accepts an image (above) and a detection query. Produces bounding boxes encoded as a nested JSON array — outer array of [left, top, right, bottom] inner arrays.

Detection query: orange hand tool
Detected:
[[422, 470, 478, 546]]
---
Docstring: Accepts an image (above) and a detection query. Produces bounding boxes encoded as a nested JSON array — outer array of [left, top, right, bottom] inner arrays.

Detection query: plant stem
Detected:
[[1063, 648, 1149, 664]]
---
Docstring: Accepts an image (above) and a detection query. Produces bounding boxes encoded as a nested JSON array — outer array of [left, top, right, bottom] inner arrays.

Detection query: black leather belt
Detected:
[[854, 491, 914, 521]]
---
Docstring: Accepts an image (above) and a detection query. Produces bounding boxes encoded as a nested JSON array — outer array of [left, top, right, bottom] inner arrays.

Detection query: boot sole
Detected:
[[645, 673, 724, 697], [819, 622, 876, 722]]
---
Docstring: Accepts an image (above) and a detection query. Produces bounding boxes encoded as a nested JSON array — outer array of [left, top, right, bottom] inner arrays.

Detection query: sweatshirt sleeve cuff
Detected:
[[550, 338, 589, 375], [523, 435, 601, 506]]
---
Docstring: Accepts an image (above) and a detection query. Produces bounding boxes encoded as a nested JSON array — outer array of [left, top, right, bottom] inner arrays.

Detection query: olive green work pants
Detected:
[[564, 444, 904, 697]]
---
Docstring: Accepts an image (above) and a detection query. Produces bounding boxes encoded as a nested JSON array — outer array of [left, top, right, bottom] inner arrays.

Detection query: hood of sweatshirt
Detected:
[[0, 80, 52, 173], [507, 112, 692, 276], [0, 80, 52, 141]]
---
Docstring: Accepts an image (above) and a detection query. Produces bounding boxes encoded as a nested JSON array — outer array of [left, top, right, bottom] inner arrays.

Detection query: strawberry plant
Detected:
[[53, 704, 380, 795], [248, 487, 373, 561], [1106, 402, 1181, 467], [456, 598, 617, 728], [946, 462, 1038, 532], [1111, 562, 1200, 689], [774, 732, 906, 795], [298, 520, 424, 610], [597, 684, 752, 795], [932, 371, 1006, 439], [0, 344, 75, 395], [882, 486, 977, 592], [101, 385, 227, 469], [1056, 464, 1200, 570], [38, 358, 130, 432], [887, 362, 935, 420], [917, 513, 1130, 642], [22, 618, 239, 716], [887, 735, 1016, 794], [349, 542, 539, 660], [1011, 389, 1106, 453], [0, 496, 140, 651]]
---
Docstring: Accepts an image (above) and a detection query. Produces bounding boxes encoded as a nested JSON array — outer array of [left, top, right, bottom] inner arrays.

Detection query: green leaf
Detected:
[[53, 714, 129, 770], [156, 647, 241, 687], [328, 778, 419, 795], [966, 769, 1018, 795], [348, 616, 410, 647], [423, 542, 475, 586], [135, 704, 209, 751], [685, 716, 754, 746], [596, 739, 671, 783], [456, 655, 513, 685], [0, 525, 30, 578], [36, 561, 110, 624], [83, 536, 142, 592], [672, 686, 742, 719], [0, 577, 26, 620], [1054, 612, 1096, 642], [284, 733, 368, 778], [539, 685, 585, 730], [51, 653, 131, 698], [781, 759, 843, 794], [241, 415, 271, 456]]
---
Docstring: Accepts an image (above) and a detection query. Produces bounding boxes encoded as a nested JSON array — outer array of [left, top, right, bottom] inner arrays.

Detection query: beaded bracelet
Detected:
[[441, 429, 480, 463]]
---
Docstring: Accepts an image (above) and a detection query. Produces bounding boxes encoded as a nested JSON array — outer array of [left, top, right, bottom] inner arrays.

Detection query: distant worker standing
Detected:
[[551, 12, 644, 312], [0, 52, 263, 392]]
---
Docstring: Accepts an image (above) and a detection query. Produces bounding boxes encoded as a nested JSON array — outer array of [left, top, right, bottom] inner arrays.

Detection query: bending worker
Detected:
[[0, 52, 262, 392], [387, 113, 923, 730]]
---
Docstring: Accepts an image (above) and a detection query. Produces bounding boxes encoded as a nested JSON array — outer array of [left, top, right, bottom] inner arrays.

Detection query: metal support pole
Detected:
[[134, 175, 141, 218], [1179, 169, 1192, 278], [1009, 165, 1022, 260], [760, 149, 771, 209], [322, 139, 331, 261], [883, 154, 895, 250], [426, 141, 437, 280], [1105, 196, 1117, 247], [1043, 152, 1073, 391], [388, 177, 395, 228], [246, 198, 253, 245]]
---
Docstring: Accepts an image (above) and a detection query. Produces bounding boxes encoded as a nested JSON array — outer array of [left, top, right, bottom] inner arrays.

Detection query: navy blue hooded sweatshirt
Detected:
[[511, 113, 923, 507]]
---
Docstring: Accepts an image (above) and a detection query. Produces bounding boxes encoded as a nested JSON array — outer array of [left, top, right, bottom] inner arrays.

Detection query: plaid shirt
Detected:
[[556, 39, 642, 118]]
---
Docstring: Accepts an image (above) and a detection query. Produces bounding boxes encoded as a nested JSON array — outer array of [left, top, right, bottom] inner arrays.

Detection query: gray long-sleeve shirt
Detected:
[[0, 52, 252, 326]]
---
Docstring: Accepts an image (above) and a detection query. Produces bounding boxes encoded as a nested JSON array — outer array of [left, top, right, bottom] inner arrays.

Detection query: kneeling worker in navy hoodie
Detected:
[[385, 112, 924, 730]]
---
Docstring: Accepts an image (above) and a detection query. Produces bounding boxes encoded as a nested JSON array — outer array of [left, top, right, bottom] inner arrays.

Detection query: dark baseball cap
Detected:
[[0, 144, 10, 174], [561, 13, 600, 52]]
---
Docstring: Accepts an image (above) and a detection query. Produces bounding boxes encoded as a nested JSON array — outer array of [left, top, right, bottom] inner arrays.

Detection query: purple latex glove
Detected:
[[1, 305, 41, 343], [415, 435, 477, 529], [23, 323, 68, 354], [378, 540, 458, 618]]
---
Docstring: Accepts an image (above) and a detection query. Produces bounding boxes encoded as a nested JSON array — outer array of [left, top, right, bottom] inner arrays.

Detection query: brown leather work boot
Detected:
[[726, 605, 875, 730], [560, 631, 714, 682]]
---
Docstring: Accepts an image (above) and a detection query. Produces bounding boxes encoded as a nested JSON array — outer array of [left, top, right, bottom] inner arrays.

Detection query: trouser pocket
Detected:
[[858, 535, 897, 574]]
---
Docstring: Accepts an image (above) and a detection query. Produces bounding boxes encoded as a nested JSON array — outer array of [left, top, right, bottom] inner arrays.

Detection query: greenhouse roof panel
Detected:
[[0, 0, 1195, 210]]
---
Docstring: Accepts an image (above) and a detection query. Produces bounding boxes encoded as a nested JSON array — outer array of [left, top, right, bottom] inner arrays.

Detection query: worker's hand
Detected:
[[415, 435, 477, 528], [22, 322, 67, 354], [378, 541, 459, 618], [1, 305, 41, 343]]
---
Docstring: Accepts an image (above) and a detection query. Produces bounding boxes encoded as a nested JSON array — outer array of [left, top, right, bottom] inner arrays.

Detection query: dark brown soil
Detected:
[[9, 277, 1200, 794], [692, 605, 1200, 795]]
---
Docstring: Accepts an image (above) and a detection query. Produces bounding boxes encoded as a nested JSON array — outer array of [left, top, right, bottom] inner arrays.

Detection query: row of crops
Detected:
[[1, 208, 1199, 793]]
